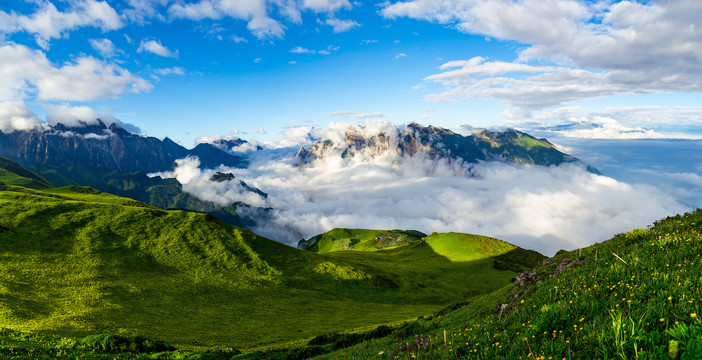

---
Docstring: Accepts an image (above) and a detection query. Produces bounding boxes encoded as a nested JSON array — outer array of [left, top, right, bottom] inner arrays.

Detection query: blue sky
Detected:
[[1, 0, 702, 146]]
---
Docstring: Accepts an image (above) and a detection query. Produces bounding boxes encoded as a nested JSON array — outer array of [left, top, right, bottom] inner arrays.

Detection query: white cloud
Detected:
[[324, 17, 359, 32], [163, 121, 685, 256], [382, 0, 702, 118], [44, 103, 125, 129], [0, 101, 48, 133], [89, 38, 119, 58], [154, 67, 186, 76], [323, 111, 384, 119], [168, 0, 285, 39], [290, 46, 314, 54], [231, 34, 247, 43], [257, 128, 267, 134], [300, 0, 351, 13], [123, 0, 169, 23], [290, 45, 338, 55], [37, 57, 153, 101], [522, 106, 702, 140], [167, 0, 356, 39], [137, 39, 178, 58], [151, 156, 269, 207], [0, 43, 152, 102], [395, 53, 406, 59], [0, 0, 123, 48]]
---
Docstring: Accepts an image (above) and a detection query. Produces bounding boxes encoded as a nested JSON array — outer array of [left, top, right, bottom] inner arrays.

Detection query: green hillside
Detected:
[[301, 229, 544, 304], [315, 209, 702, 360], [0, 157, 53, 189], [22, 162, 253, 227], [0, 184, 535, 357], [299, 229, 427, 252]]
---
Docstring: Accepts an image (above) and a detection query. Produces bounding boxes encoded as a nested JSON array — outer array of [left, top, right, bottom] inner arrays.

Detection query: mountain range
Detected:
[[1, 122, 700, 360], [0, 120, 601, 239], [0, 120, 247, 173], [297, 122, 601, 173]]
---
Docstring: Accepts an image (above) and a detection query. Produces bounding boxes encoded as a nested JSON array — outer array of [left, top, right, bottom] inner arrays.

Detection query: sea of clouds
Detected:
[[155, 121, 687, 256]]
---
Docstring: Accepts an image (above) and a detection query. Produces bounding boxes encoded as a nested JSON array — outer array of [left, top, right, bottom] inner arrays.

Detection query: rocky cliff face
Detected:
[[0, 120, 246, 172], [297, 122, 600, 173]]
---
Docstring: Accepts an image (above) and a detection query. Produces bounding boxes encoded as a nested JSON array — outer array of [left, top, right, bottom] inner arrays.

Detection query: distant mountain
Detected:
[[298, 122, 601, 173], [0, 119, 248, 173]]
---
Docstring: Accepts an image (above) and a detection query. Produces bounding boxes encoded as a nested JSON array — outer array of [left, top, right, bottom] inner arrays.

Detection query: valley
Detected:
[[0, 159, 541, 356]]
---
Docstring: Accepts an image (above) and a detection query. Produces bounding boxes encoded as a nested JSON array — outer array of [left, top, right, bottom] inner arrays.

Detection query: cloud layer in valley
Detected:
[[160, 121, 686, 256]]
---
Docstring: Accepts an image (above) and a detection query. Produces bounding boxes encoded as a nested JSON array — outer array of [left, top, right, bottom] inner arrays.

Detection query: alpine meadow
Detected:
[[2, 0, 702, 359]]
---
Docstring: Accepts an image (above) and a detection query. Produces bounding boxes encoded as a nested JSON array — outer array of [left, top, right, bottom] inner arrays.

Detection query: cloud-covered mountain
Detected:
[[0, 119, 247, 173], [297, 122, 600, 173], [157, 120, 682, 256]]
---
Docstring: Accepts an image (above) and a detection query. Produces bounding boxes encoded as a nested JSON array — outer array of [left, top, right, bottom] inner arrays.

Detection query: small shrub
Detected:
[[79, 333, 174, 353], [67, 185, 101, 194]]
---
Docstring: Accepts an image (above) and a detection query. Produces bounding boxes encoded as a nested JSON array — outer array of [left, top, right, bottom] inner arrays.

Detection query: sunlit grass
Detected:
[[319, 209, 702, 359], [0, 184, 533, 357]]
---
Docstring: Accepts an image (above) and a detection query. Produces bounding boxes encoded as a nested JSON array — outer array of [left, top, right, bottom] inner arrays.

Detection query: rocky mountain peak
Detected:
[[296, 123, 599, 173]]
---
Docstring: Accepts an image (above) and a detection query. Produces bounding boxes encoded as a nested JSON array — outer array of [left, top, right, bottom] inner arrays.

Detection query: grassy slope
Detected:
[[301, 229, 427, 252], [0, 186, 531, 354], [22, 162, 254, 228], [0, 157, 53, 189], [318, 209, 702, 359]]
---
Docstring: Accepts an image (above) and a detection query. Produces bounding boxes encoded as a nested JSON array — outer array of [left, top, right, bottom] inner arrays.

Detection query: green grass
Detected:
[[301, 229, 427, 252], [317, 209, 702, 359], [511, 135, 554, 151], [0, 185, 534, 356], [0, 157, 53, 189]]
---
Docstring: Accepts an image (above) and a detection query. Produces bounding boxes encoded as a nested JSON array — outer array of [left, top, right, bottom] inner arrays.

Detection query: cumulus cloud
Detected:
[[154, 67, 186, 76], [323, 17, 359, 33], [151, 156, 269, 207], [89, 38, 120, 58], [0, 101, 48, 133], [300, 0, 351, 13], [137, 39, 178, 58], [168, 0, 285, 39], [43, 103, 140, 133], [122, 0, 169, 23], [0, 0, 123, 48], [0, 43, 152, 102], [290, 45, 338, 55], [522, 107, 702, 140], [382, 0, 702, 118], [162, 121, 685, 256], [167, 0, 355, 38]]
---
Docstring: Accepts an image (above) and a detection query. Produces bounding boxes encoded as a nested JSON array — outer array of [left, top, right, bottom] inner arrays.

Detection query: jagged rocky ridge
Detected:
[[298, 123, 600, 173], [0, 119, 247, 173]]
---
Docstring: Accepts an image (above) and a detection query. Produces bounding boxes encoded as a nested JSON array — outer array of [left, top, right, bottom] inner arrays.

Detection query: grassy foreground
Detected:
[[0, 183, 537, 358], [317, 209, 702, 359]]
